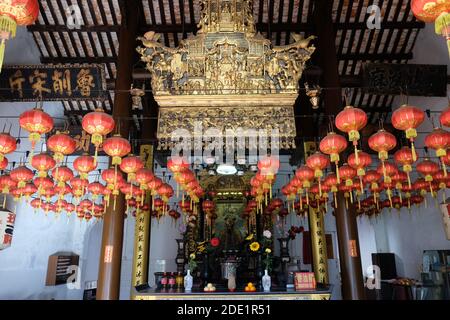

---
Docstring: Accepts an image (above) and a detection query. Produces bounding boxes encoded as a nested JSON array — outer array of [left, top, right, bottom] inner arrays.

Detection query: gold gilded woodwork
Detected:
[[137, 0, 315, 150]]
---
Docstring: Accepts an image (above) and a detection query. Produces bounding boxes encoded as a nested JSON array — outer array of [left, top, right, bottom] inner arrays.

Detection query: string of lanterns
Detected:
[[0, 106, 178, 223], [282, 102, 450, 217]]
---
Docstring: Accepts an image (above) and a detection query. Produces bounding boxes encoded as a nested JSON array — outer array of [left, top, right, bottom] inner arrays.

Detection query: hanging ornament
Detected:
[[0, 157, 8, 171], [10, 165, 33, 188], [306, 152, 330, 197], [440, 105, 450, 127], [424, 127, 450, 176], [47, 131, 76, 163], [368, 129, 397, 181], [0, 132, 16, 162], [339, 164, 356, 203], [348, 151, 372, 193], [335, 105, 367, 163], [31, 153, 56, 178], [391, 104, 425, 162], [51, 166, 74, 188], [411, 0, 450, 58], [319, 132, 348, 183], [0, 0, 39, 71], [393, 146, 415, 188], [73, 154, 97, 180], [324, 173, 339, 208], [295, 165, 314, 207], [417, 158, 440, 195], [81, 108, 115, 164], [19, 107, 53, 159]]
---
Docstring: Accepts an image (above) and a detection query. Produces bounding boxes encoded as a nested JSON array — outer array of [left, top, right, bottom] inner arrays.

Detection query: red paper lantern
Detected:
[[102, 134, 131, 166], [348, 151, 372, 193], [10, 165, 33, 188], [120, 155, 144, 182], [257, 155, 280, 180], [136, 168, 154, 191], [31, 153, 56, 177], [167, 156, 189, 175], [391, 104, 425, 162], [319, 132, 348, 183], [411, 0, 450, 57], [0, 132, 16, 162], [339, 164, 357, 188], [202, 200, 215, 213], [0, 0, 39, 71], [157, 183, 174, 204], [440, 106, 450, 128], [306, 152, 330, 195], [368, 129, 397, 162], [0, 157, 7, 171], [70, 177, 88, 198], [51, 166, 74, 187], [73, 155, 97, 180], [425, 127, 450, 176], [33, 177, 54, 192], [417, 158, 440, 194], [0, 174, 16, 194], [19, 107, 53, 156], [81, 108, 115, 163], [393, 146, 415, 187], [88, 182, 105, 200], [335, 105, 368, 162], [47, 131, 76, 163]]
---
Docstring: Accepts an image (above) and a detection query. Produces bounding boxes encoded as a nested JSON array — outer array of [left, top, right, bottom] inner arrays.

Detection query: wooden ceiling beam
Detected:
[[27, 20, 424, 34]]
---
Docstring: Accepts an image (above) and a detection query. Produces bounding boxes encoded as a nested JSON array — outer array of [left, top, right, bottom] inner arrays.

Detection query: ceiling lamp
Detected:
[[0, 0, 39, 71], [216, 164, 237, 175]]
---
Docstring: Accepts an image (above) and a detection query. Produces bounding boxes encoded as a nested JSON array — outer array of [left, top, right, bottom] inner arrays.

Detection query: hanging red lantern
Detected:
[[102, 134, 131, 166], [51, 166, 74, 188], [376, 162, 398, 184], [33, 177, 54, 194], [417, 158, 440, 194], [335, 105, 368, 163], [167, 156, 189, 176], [306, 152, 330, 197], [30, 198, 42, 211], [136, 168, 154, 193], [21, 183, 37, 200], [319, 132, 348, 183], [411, 0, 450, 58], [54, 184, 72, 200], [70, 177, 88, 199], [81, 108, 115, 164], [31, 153, 56, 178], [88, 182, 105, 201], [73, 154, 97, 180], [120, 155, 144, 182], [295, 165, 314, 206], [339, 164, 356, 204], [393, 146, 415, 188], [257, 155, 280, 180], [425, 127, 450, 176], [0, 174, 16, 195], [0, 0, 39, 71], [157, 183, 173, 204], [0, 132, 16, 162], [202, 199, 215, 213], [47, 131, 76, 163], [19, 107, 53, 157], [324, 173, 339, 208], [391, 104, 425, 162], [348, 151, 372, 193], [10, 165, 33, 188], [368, 129, 397, 181], [440, 106, 450, 128], [0, 157, 8, 171]]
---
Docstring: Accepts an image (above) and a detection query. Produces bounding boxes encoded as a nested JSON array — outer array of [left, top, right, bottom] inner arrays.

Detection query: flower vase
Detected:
[[262, 269, 271, 292], [184, 270, 193, 292]]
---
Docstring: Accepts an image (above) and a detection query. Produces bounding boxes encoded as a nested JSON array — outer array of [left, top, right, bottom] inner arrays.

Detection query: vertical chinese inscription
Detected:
[[308, 206, 329, 284]]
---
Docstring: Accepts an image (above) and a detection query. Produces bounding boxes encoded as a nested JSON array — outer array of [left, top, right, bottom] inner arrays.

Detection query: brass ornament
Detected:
[[137, 0, 316, 150]]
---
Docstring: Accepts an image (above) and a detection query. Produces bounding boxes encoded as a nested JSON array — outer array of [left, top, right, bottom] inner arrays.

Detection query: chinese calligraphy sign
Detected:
[[0, 210, 15, 250], [0, 64, 107, 101]]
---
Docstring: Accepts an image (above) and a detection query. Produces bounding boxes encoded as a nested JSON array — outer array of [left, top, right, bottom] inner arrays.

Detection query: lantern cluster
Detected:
[[249, 155, 280, 212]]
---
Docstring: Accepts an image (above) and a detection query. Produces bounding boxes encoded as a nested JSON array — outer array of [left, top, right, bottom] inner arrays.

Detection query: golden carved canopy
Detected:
[[137, 0, 316, 150]]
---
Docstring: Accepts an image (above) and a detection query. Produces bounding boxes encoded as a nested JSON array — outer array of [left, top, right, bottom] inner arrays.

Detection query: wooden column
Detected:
[[312, 0, 365, 299], [335, 193, 365, 299], [97, 0, 139, 300]]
